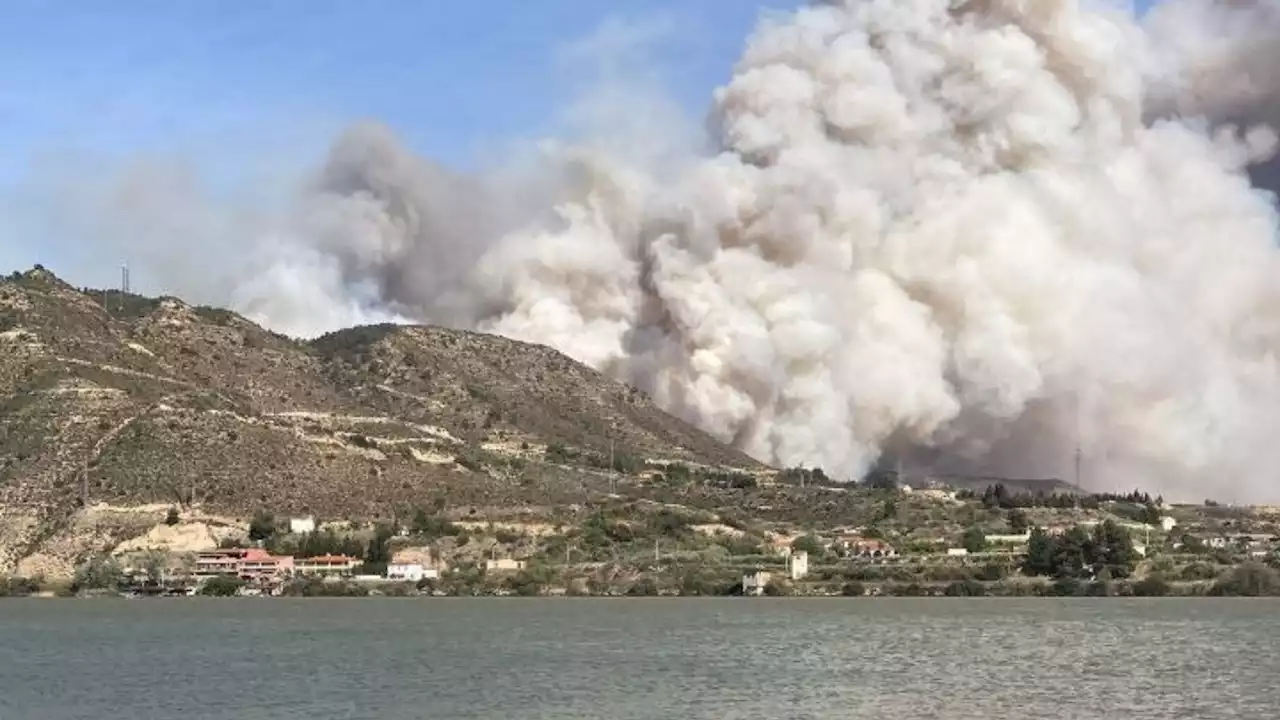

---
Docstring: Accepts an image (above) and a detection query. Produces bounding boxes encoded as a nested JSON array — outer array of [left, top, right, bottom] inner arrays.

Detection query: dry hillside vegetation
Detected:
[[0, 267, 764, 572]]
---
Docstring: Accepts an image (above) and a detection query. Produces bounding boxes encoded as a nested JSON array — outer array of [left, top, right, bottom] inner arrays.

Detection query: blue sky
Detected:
[[0, 0, 768, 277], [0, 0, 1159, 279], [0, 1, 762, 168]]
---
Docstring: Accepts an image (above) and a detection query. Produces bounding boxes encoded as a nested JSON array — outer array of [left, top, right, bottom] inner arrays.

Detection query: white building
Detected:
[[788, 551, 809, 581], [386, 563, 439, 582], [289, 516, 316, 534], [986, 533, 1031, 545], [1161, 516, 1178, 532], [742, 571, 772, 596], [947, 548, 970, 557], [485, 558, 526, 572]]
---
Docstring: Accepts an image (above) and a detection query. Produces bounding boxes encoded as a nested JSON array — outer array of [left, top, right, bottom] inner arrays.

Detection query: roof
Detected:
[[297, 554, 358, 563]]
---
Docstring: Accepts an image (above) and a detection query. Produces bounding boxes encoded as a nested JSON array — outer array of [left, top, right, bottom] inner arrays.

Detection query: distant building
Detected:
[[986, 533, 1031, 545], [742, 571, 772, 596], [1161, 516, 1178, 532], [289, 516, 316, 534], [194, 548, 292, 582], [294, 555, 360, 576], [842, 538, 897, 559], [194, 549, 253, 578], [484, 558, 526, 572], [386, 563, 438, 582], [788, 551, 809, 581], [947, 548, 969, 557]]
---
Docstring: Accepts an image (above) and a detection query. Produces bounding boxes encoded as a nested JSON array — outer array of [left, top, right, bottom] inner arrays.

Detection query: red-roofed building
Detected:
[[195, 548, 294, 582]]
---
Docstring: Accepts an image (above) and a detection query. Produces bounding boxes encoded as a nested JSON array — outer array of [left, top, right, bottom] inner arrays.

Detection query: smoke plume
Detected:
[[15, 0, 1280, 501]]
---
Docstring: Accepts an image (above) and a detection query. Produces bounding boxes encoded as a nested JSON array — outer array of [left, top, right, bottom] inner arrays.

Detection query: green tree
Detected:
[[790, 535, 824, 557], [1088, 520, 1137, 579], [73, 556, 122, 592], [362, 523, 395, 575], [1007, 509, 1030, 534], [165, 507, 180, 526], [962, 526, 987, 554], [1052, 526, 1092, 579], [1023, 527, 1056, 576], [1210, 563, 1280, 596], [248, 510, 276, 542], [1138, 504, 1162, 526], [840, 581, 866, 597], [505, 568, 549, 597], [200, 575, 245, 597], [1133, 575, 1172, 597]]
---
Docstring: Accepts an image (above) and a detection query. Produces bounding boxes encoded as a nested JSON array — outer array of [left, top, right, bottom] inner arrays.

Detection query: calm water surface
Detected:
[[0, 598, 1276, 719]]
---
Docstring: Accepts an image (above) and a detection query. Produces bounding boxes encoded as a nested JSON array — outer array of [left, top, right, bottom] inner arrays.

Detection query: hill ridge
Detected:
[[0, 266, 764, 575]]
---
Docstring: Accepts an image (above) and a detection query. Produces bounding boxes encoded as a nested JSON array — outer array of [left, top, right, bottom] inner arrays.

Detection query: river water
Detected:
[[0, 598, 1276, 719]]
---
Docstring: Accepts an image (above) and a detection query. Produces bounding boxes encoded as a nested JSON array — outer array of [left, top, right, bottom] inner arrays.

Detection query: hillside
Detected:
[[0, 266, 764, 574]]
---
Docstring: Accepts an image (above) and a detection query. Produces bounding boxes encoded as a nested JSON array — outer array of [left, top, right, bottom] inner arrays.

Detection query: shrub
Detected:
[[165, 507, 180, 526], [840, 581, 866, 597], [790, 535, 824, 556], [962, 526, 988, 553], [1133, 575, 1172, 597], [411, 510, 461, 539], [495, 528, 523, 545], [0, 576, 40, 597], [248, 510, 276, 542], [627, 577, 660, 596], [1051, 577, 1083, 597], [943, 579, 986, 597], [1210, 563, 1280, 597], [977, 562, 1009, 582], [200, 575, 244, 597], [73, 556, 122, 592]]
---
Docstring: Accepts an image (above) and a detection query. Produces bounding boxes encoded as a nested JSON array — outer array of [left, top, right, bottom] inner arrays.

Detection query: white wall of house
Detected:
[[742, 571, 771, 596], [789, 551, 809, 581], [289, 517, 316, 534], [386, 563, 439, 582]]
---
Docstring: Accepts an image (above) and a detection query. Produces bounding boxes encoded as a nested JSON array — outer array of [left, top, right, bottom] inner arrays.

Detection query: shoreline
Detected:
[[5, 577, 1277, 599]]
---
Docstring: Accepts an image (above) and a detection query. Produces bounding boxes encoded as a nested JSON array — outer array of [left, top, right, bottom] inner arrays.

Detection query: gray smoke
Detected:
[[11, 0, 1280, 502]]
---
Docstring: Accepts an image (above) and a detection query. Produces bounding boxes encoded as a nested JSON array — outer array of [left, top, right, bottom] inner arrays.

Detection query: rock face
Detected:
[[0, 267, 763, 573]]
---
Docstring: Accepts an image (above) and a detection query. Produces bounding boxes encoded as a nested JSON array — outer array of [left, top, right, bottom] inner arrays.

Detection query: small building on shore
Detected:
[[194, 548, 293, 583], [387, 563, 438, 582], [742, 571, 772, 596]]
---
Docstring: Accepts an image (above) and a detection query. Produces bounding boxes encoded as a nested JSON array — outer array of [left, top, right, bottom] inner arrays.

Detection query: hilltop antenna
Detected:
[[121, 263, 130, 295]]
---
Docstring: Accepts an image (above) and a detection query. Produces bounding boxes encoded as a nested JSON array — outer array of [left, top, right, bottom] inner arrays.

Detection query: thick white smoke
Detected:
[[11, 1, 1280, 501], [464, 0, 1280, 502]]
